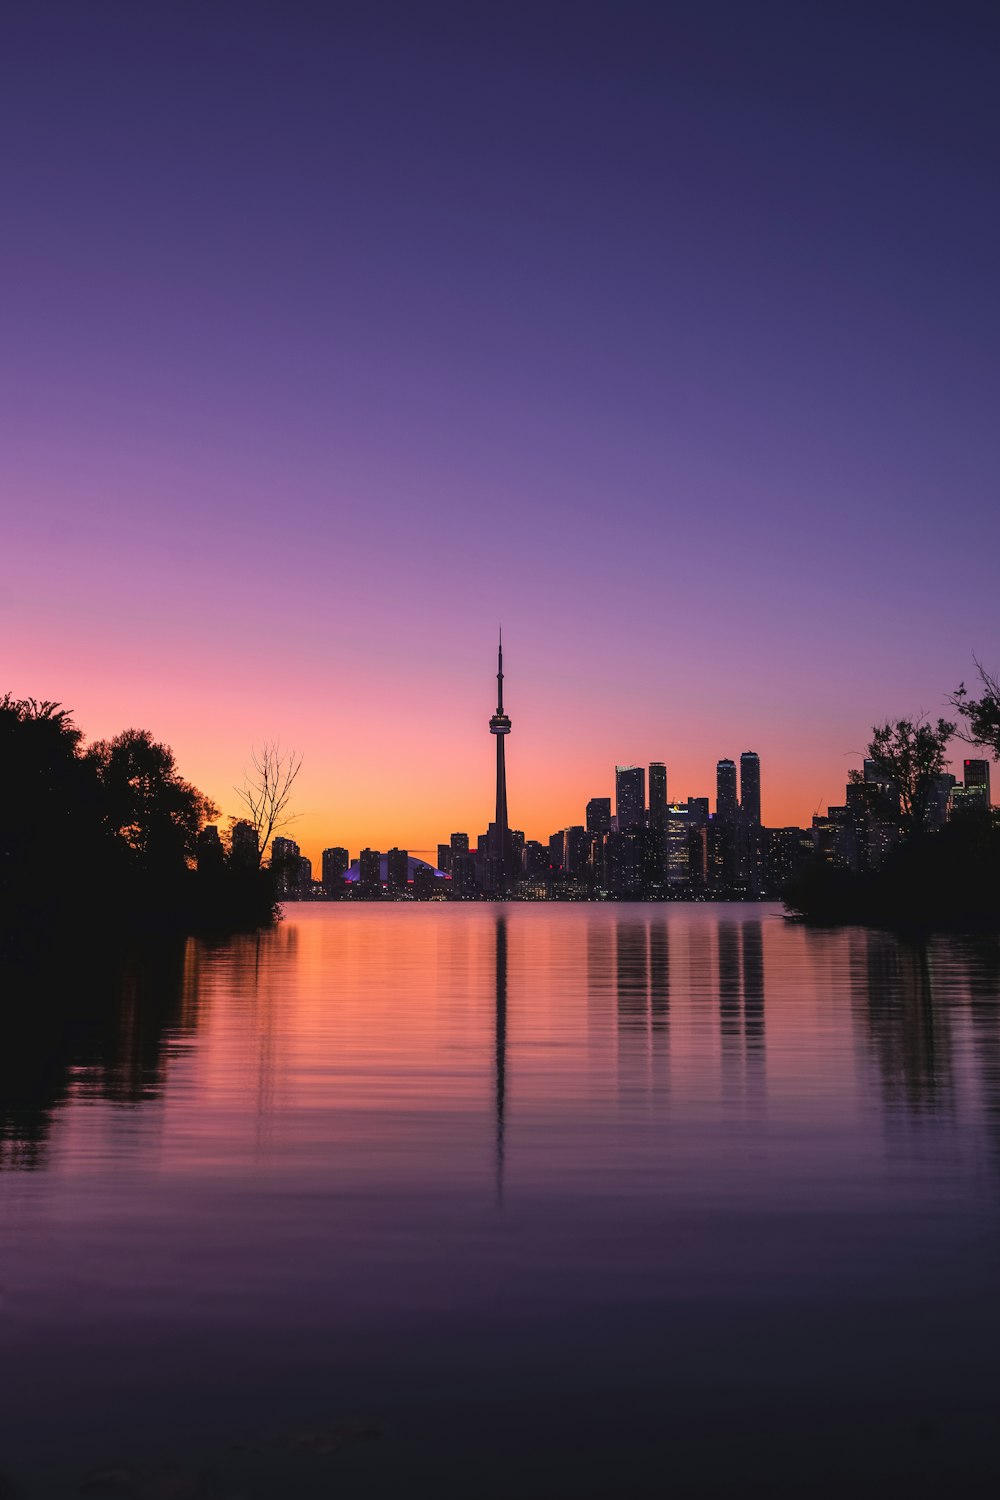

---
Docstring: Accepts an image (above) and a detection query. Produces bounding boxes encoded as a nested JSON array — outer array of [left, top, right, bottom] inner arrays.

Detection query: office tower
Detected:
[[716, 760, 738, 823], [359, 847, 381, 898], [740, 752, 761, 826], [451, 851, 478, 897], [296, 854, 312, 893], [522, 840, 549, 878], [450, 832, 470, 854], [648, 763, 668, 829], [386, 847, 409, 893], [562, 825, 589, 878], [436, 843, 453, 873], [586, 796, 612, 834], [548, 831, 565, 872], [964, 760, 991, 803], [270, 836, 301, 898], [687, 796, 709, 826], [488, 630, 512, 893], [322, 846, 349, 895], [616, 765, 646, 831], [923, 775, 956, 829], [664, 805, 691, 884]]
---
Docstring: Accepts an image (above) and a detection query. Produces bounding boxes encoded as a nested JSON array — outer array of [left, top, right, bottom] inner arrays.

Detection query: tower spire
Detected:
[[489, 630, 512, 895]]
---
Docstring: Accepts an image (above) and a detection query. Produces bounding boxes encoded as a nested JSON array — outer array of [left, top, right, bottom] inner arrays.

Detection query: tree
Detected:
[[87, 729, 218, 873], [952, 658, 1000, 758], [850, 717, 955, 832], [232, 743, 302, 867]]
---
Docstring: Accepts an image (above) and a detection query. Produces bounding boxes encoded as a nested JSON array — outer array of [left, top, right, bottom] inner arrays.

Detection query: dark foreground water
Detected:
[[3, 904, 1000, 1498]]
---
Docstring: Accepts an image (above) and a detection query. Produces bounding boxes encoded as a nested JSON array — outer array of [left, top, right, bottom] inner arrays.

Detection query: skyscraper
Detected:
[[321, 846, 349, 895], [616, 765, 645, 831], [489, 630, 512, 893], [586, 796, 611, 834], [964, 760, 991, 804], [739, 752, 761, 826], [648, 763, 668, 829], [716, 760, 738, 824]]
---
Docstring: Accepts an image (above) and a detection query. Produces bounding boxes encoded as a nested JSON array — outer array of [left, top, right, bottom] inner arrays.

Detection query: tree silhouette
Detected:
[[952, 658, 1000, 758], [233, 743, 302, 867], [849, 717, 955, 832]]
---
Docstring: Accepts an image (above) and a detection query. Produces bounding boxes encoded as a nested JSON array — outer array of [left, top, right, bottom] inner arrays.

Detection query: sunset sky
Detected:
[[3, 1, 998, 865]]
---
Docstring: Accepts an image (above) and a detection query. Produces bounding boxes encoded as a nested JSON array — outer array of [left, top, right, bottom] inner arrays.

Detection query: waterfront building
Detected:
[[321, 846, 349, 895], [436, 843, 453, 873], [740, 752, 761, 826], [716, 761, 738, 824], [616, 765, 646, 832], [586, 797, 612, 835], [230, 820, 258, 869], [358, 847, 382, 898], [963, 760, 991, 803], [386, 847, 409, 894], [648, 763, 668, 829]]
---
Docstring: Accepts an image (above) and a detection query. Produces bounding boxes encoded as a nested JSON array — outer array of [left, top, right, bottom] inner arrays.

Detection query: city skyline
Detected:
[[3, 3, 997, 877]]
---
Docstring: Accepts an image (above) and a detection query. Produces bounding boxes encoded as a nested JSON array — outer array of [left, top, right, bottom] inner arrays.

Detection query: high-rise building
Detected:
[[648, 763, 668, 829], [740, 752, 761, 826], [616, 765, 645, 831], [664, 805, 691, 884], [964, 760, 991, 804], [358, 847, 382, 898], [450, 832, 470, 854], [488, 631, 513, 894], [270, 836, 301, 897], [436, 843, 453, 873], [586, 797, 612, 835], [716, 760, 738, 823], [386, 847, 409, 893], [321, 846, 349, 896], [562, 825, 589, 878], [230, 820, 259, 869]]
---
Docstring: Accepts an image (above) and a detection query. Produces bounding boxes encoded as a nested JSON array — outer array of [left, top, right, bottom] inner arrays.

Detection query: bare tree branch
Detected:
[[233, 742, 303, 866]]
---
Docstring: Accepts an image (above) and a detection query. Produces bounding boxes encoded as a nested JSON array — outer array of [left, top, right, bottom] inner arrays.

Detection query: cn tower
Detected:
[[489, 628, 511, 893]]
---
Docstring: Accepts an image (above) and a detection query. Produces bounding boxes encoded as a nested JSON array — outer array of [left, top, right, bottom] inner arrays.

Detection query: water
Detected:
[[2, 904, 1000, 1497]]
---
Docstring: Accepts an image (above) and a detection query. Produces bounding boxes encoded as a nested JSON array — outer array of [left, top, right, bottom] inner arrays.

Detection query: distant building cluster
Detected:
[[194, 637, 994, 903], [810, 758, 992, 874]]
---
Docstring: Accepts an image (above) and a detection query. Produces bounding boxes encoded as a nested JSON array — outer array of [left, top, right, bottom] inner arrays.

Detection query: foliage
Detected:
[[854, 717, 955, 831], [0, 694, 275, 956], [87, 729, 218, 872], [952, 658, 1000, 758]]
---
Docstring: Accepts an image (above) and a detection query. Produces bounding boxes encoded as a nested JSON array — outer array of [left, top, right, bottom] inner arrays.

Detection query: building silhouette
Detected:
[[616, 765, 645, 831], [321, 846, 349, 896], [649, 762, 668, 829], [386, 847, 409, 894], [740, 752, 761, 826], [586, 797, 612, 835], [488, 630, 512, 894]]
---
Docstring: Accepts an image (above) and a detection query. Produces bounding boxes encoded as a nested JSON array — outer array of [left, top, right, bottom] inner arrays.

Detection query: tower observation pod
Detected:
[[489, 630, 511, 894]]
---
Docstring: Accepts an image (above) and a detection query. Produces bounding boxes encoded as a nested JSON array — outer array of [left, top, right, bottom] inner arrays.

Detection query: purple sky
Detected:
[[3, 1, 998, 855]]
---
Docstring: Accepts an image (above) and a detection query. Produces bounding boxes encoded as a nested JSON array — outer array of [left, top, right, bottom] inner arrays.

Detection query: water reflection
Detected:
[[0, 942, 197, 1169], [494, 914, 507, 1204], [853, 929, 954, 1115]]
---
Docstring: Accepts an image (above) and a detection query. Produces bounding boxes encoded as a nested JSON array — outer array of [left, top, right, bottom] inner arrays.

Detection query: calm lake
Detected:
[[3, 903, 1000, 1497]]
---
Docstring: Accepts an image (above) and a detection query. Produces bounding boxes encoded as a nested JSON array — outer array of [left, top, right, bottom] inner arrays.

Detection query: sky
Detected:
[[2, 0, 998, 865]]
